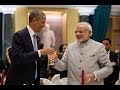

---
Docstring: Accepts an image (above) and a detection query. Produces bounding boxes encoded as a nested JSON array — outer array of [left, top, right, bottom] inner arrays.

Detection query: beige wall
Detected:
[[62, 13, 67, 44], [106, 16, 120, 51], [14, 7, 28, 32], [14, 7, 79, 44], [66, 9, 79, 44]]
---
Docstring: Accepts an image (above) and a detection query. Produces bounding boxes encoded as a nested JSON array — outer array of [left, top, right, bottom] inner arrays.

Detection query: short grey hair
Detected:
[[29, 10, 46, 23], [77, 22, 93, 36]]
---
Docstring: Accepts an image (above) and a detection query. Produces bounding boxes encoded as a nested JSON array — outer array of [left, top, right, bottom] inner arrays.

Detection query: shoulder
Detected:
[[68, 42, 77, 46], [15, 27, 28, 34], [91, 39, 104, 47], [50, 30, 54, 34], [89, 39, 105, 50], [13, 27, 28, 37], [67, 42, 78, 49]]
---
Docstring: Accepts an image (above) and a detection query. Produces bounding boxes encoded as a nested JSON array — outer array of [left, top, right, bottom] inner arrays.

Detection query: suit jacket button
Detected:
[[79, 67, 81, 70]]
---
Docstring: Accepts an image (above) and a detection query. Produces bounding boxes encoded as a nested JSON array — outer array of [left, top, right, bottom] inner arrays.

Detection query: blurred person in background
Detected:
[[39, 23, 56, 48], [102, 38, 119, 85]]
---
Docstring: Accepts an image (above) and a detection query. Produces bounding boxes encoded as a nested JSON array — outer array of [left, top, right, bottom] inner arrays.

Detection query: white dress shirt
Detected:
[[27, 25, 41, 57]]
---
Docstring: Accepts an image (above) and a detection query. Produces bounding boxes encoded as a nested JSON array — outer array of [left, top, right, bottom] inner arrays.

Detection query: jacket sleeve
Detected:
[[9, 32, 39, 64], [93, 44, 113, 80]]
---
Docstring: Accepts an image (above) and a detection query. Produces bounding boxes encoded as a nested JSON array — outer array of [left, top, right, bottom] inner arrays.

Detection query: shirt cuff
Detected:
[[52, 59, 59, 67], [38, 50, 41, 57], [93, 72, 97, 80]]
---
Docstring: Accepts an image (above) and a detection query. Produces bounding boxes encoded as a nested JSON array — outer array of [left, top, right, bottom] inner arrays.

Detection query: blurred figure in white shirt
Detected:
[[40, 23, 56, 48]]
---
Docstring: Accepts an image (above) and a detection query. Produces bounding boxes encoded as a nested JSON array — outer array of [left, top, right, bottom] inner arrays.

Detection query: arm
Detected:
[[93, 44, 113, 80], [10, 32, 39, 64], [53, 46, 69, 71], [84, 44, 113, 83]]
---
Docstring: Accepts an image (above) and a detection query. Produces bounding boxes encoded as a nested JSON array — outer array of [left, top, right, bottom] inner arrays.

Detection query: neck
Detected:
[[29, 24, 37, 33], [80, 38, 89, 44]]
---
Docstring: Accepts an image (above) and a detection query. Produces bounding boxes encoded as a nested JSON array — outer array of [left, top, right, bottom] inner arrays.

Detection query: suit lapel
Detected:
[[24, 27, 34, 51], [36, 36, 41, 50]]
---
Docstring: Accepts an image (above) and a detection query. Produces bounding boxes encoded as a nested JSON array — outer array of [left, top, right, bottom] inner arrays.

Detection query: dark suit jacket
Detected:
[[117, 52, 120, 69], [5, 27, 41, 85], [40, 55, 48, 78], [104, 51, 119, 85]]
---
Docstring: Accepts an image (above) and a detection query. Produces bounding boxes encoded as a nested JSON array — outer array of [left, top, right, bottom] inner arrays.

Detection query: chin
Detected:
[[77, 39, 84, 43]]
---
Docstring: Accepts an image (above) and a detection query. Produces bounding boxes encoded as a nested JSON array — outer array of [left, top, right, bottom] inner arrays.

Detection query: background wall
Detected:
[[106, 16, 120, 52], [14, 7, 28, 32], [0, 13, 3, 60], [14, 7, 79, 52]]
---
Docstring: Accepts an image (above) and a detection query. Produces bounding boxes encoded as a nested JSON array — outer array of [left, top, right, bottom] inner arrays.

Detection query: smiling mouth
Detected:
[[77, 37, 82, 39]]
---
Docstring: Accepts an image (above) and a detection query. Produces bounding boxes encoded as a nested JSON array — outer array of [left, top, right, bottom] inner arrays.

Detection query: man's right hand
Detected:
[[40, 48, 55, 55]]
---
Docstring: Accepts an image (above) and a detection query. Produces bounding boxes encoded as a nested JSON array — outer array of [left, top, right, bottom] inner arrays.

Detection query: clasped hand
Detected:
[[84, 73, 95, 83], [40, 48, 55, 55], [48, 51, 58, 63]]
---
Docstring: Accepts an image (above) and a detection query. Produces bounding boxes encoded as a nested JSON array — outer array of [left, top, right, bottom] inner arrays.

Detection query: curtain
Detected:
[[0, 13, 3, 60], [3, 14, 13, 61], [89, 5, 111, 42]]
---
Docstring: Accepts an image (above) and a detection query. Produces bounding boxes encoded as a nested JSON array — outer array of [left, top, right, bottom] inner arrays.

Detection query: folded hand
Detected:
[[84, 73, 95, 83]]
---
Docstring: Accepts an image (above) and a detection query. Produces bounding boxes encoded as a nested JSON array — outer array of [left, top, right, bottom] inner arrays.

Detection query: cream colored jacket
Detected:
[[54, 39, 113, 85]]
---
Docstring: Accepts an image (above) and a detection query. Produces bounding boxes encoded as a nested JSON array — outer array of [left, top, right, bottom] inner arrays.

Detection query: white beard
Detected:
[[78, 38, 84, 43]]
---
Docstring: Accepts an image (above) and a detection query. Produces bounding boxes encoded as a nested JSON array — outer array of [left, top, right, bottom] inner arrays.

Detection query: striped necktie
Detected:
[[33, 34, 38, 51], [33, 34, 38, 79]]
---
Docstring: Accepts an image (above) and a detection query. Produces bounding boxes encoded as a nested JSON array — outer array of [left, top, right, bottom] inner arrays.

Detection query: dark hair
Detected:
[[29, 10, 46, 23], [102, 38, 111, 44], [59, 44, 68, 53]]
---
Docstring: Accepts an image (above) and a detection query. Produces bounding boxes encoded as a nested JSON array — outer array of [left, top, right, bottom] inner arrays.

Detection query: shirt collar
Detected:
[[107, 50, 110, 54], [77, 38, 91, 46], [27, 25, 36, 37]]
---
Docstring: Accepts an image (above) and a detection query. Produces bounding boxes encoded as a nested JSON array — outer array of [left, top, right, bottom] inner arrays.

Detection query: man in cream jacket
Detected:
[[52, 22, 113, 85]]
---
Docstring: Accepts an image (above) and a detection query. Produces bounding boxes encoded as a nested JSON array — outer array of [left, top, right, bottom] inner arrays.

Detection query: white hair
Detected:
[[77, 22, 93, 36]]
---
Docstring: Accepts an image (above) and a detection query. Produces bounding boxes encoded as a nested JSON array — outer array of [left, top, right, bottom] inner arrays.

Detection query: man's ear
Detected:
[[32, 18, 36, 22], [89, 31, 92, 37]]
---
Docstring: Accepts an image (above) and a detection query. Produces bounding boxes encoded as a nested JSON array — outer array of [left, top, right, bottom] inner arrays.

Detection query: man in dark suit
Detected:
[[102, 38, 119, 85], [5, 10, 55, 85]]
